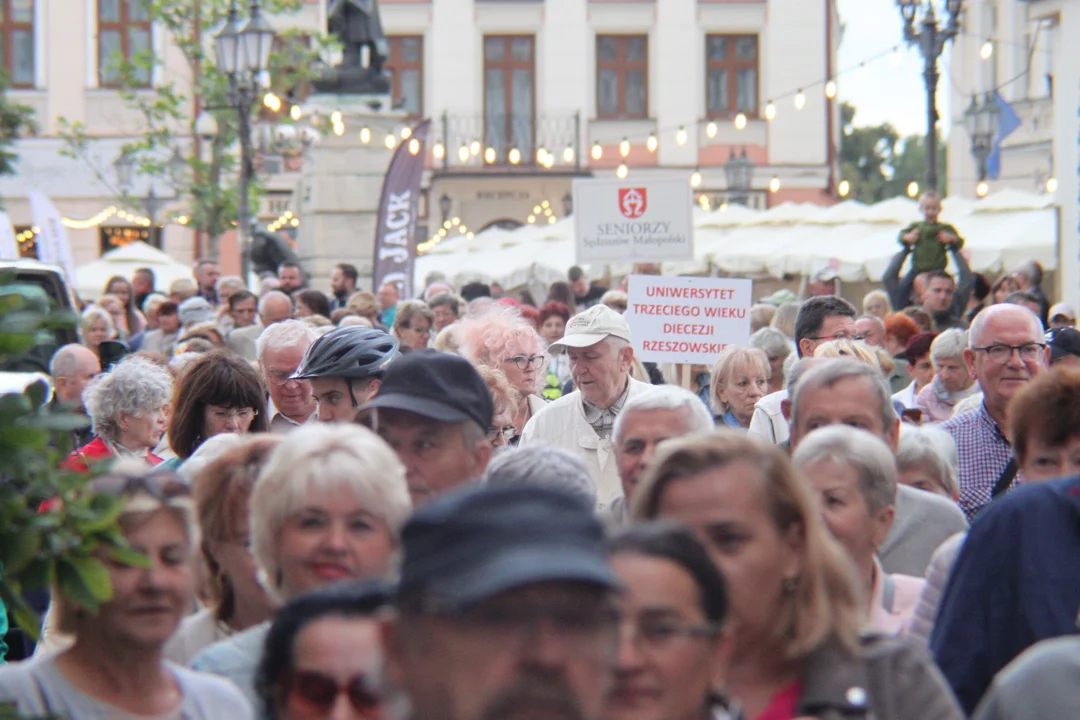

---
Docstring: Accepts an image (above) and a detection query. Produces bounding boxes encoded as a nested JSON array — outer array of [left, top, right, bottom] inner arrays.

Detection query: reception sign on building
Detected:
[[572, 178, 693, 263], [626, 274, 753, 364]]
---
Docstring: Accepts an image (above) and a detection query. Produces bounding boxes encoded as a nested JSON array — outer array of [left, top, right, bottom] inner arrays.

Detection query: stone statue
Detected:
[[313, 0, 391, 95]]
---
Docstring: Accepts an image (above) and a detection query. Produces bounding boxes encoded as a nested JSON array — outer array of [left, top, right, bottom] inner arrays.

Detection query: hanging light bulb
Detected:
[[706, 121, 718, 139], [528, 214, 537, 224], [769, 176, 781, 193], [838, 179, 850, 197], [591, 142, 603, 161], [484, 146, 496, 164], [563, 144, 575, 164], [616, 163, 629, 179], [470, 140, 481, 156], [976, 181, 990, 198], [764, 101, 776, 121], [331, 110, 342, 125], [676, 126, 688, 146], [794, 90, 806, 110], [537, 146, 549, 164], [980, 40, 994, 60], [359, 126, 371, 144], [824, 80, 837, 99], [1046, 177, 1059, 193], [646, 132, 658, 152], [907, 181, 919, 198], [432, 141, 445, 159], [734, 113, 747, 130], [333, 121, 345, 137], [385, 133, 397, 149], [401, 126, 412, 140], [508, 147, 522, 165], [458, 143, 470, 162], [408, 138, 421, 155], [619, 137, 630, 158], [290, 104, 302, 121], [690, 170, 702, 188]]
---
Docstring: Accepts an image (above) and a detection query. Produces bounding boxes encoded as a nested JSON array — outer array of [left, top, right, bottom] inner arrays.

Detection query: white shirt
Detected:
[[892, 380, 919, 410], [748, 390, 789, 445]]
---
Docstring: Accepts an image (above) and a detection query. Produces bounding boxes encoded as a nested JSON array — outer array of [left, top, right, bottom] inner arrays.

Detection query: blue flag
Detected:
[[986, 92, 1021, 180]]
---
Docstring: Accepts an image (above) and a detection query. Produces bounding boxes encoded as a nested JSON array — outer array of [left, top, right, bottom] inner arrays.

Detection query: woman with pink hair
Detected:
[[457, 305, 549, 439]]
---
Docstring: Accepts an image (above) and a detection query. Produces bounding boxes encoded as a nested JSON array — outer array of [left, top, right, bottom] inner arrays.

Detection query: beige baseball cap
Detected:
[[548, 305, 632, 352]]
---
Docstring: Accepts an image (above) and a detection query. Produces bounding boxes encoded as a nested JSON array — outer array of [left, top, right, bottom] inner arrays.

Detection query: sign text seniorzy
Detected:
[[573, 178, 694, 263], [626, 275, 753, 364]]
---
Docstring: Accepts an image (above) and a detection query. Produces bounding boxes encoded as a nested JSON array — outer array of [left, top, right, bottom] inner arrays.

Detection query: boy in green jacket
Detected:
[[900, 190, 964, 274]]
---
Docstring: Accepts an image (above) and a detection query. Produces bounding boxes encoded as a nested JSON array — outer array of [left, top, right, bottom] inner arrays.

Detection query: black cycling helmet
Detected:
[[292, 326, 400, 381]]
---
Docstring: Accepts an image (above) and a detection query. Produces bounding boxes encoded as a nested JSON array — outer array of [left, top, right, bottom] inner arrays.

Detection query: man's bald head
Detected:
[[259, 290, 293, 326], [969, 303, 1043, 349], [50, 344, 101, 407]]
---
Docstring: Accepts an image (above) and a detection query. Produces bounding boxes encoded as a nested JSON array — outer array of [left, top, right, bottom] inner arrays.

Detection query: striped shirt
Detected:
[[942, 403, 1014, 520]]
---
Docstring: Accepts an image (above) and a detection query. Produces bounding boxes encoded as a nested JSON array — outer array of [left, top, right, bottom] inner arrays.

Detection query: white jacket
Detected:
[[748, 389, 789, 445], [519, 377, 653, 510]]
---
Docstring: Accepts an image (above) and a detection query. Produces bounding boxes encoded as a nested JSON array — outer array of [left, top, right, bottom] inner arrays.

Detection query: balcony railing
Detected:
[[433, 111, 582, 171]]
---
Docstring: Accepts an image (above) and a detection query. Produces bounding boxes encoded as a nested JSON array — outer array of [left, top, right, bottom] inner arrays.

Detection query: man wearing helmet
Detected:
[[291, 325, 401, 422]]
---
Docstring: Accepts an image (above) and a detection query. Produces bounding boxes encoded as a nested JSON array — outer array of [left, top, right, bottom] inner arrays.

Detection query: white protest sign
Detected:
[[626, 274, 753, 364], [573, 177, 693, 263]]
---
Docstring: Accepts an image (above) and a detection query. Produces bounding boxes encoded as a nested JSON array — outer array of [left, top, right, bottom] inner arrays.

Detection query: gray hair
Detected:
[[614, 385, 714, 446], [896, 425, 959, 497], [83, 355, 172, 442], [792, 425, 898, 513], [749, 327, 793, 363], [791, 359, 896, 433], [50, 343, 95, 378], [80, 304, 115, 337], [251, 423, 411, 601], [930, 328, 968, 363], [217, 275, 246, 294], [141, 292, 168, 318], [484, 445, 596, 510], [256, 319, 317, 362]]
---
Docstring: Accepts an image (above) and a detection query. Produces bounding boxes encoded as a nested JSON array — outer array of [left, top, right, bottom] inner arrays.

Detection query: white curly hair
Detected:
[[83, 355, 172, 442]]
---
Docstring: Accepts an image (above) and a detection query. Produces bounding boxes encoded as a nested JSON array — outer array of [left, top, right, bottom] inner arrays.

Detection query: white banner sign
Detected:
[[0, 212, 17, 259], [626, 274, 753, 364], [29, 191, 75, 281], [573, 177, 693, 263]]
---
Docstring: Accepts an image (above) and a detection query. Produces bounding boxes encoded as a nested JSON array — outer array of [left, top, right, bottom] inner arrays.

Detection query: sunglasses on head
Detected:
[[287, 670, 381, 715], [88, 470, 189, 502]]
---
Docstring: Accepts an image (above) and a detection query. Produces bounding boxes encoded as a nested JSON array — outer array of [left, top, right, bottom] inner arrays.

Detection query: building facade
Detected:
[[0, 0, 839, 286]]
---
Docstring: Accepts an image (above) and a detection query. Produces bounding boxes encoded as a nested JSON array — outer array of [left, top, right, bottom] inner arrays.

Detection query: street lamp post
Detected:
[[897, 0, 963, 193], [214, 0, 276, 283], [963, 92, 1000, 193], [724, 148, 755, 206]]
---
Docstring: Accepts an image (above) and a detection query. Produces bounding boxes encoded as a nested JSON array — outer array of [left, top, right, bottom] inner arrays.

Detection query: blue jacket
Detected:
[[930, 474, 1080, 714]]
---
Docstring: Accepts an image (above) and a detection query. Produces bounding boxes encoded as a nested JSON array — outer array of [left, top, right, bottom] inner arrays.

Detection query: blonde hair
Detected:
[[346, 291, 379, 320], [631, 431, 862, 659], [476, 365, 521, 420], [433, 324, 461, 353], [813, 339, 881, 368], [862, 290, 892, 317], [250, 423, 410, 601], [709, 347, 769, 415]]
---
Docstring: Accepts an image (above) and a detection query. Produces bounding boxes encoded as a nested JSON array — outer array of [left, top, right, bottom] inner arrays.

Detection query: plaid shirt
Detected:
[[582, 380, 631, 440], [943, 403, 1015, 520]]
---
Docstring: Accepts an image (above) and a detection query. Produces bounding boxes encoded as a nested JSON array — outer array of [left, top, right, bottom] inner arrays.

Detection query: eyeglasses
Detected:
[[207, 406, 258, 422], [266, 369, 303, 386], [621, 615, 720, 651], [972, 343, 1046, 363], [89, 470, 189, 501], [486, 425, 517, 442], [286, 670, 381, 716], [446, 600, 621, 656], [808, 333, 867, 342], [507, 354, 545, 370]]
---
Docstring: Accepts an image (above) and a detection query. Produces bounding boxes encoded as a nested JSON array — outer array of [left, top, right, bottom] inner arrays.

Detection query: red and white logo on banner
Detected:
[[618, 188, 648, 218]]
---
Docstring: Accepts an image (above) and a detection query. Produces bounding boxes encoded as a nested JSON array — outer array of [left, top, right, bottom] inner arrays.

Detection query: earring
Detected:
[[782, 577, 798, 593]]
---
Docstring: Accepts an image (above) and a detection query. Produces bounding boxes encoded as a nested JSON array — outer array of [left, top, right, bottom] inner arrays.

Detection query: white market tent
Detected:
[[74, 241, 192, 301], [415, 190, 1058, 288]]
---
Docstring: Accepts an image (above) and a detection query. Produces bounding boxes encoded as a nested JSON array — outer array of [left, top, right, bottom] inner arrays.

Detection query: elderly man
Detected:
[[329, 262, 359, 311], [520, 305, 652, 510], [277, 261, 306, 296], [192, 259, 220, 306], [227, 291, 258, 330], [942, 304, 1049, 519], [855, 314, 887, 347], [362, 351, 493, 505], [49, 344, 100, 448], [227, 290, 292, 361], [608, 385, 714, 524], [789, 359, 967, 576], [382, 484, 621, 720], [257, 319, 317, 433], [748, 295, 857, 445], [915, 329, 979, 423]]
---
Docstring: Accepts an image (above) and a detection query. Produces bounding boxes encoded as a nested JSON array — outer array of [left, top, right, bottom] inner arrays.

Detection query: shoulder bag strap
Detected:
[[991, 457, 1018, 499]]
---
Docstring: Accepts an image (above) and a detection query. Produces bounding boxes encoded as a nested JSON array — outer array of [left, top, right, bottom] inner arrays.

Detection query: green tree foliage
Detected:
[[839, 102, 947, 202], [59, 0, 335, 259], [0, 72, 37, 180]]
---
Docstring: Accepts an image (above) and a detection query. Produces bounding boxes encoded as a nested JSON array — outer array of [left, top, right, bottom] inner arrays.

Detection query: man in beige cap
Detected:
[[519, 304, 653, 511]]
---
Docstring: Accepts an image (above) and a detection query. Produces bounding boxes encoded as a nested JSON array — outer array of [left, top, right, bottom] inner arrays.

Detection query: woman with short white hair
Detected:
[[485, 445, 597, 509], [80, 304, 115, 358], [896, 424, 959, 499], [915, 329, 979, 423], [709, 346, 769, 428], [793, 425, 926, 635], [61, 355, 172, 471], [749, 327, 794, 394], [189, 423, 409, 707]]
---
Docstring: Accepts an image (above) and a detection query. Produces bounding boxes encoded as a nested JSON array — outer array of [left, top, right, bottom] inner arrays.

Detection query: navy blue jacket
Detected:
[[930, 475, 1080, 714]]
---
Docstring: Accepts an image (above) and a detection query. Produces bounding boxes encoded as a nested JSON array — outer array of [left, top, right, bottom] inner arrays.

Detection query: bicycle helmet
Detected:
[[292, 326, 400, 380]]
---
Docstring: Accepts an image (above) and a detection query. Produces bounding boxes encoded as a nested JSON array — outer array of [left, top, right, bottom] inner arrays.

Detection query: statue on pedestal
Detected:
[[313, 0, 391, 95]]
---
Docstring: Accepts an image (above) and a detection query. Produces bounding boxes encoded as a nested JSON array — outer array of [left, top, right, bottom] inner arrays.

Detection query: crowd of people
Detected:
[[3, 239, 1080, 720]]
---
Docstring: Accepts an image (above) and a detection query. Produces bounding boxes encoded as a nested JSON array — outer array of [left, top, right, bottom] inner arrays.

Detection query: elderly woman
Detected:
[[190, 423, 410, 707], [862, 290, 892, 319], [769, 301, 801, 340], [0, 464, 252, 719], [749, 327, 793, 394], [104, 275, 147, 336], [80, 304, 115, 358], [476, 365, 520, 449], [793, 426, 926, 635], [62, 355, 172, 471], [896, 425, 959, 499], [164, 436, 283, 665], [458, 306, 549, 435], [255, 583, 390, 720], [915, 329, 979, 423], [160, 350, 268, 470], [634, 432, 964, 719], [538, 301, 572, 394], [709, 346, 769, 429], [604, 522, 735, 720], [392, 299, 434, 351], [485, 445, 596, 510], [346, 291, 381, 328]]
